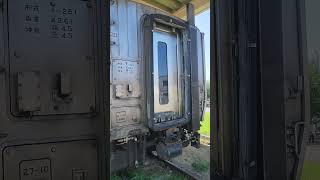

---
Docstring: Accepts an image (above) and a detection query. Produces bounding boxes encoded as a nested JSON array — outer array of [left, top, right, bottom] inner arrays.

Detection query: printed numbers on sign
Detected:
[[20, 159, 51, 180], [62, 8, 77, 15], [61, 33, 72, 39], [23, 166, 49, 176]]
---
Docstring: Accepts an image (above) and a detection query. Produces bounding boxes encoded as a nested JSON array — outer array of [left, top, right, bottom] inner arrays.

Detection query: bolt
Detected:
[[6, 149, 10, 156], [51, 147, 56, 152]]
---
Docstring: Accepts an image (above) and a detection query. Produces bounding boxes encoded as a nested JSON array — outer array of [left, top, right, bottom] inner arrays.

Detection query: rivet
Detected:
[[51, 147, 56, 152], [6, 149, 10, 155]]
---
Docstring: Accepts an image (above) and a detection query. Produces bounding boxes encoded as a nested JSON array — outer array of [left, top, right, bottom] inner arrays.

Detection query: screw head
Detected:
[[5, 149, 10, 155], [51, 147, 56, 152]]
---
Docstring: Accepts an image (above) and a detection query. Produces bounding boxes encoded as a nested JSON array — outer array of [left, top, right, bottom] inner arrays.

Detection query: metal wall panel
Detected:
[[110, 0, 182, 139], [127, 1, 138, 58], [3, 140, 98, 180], [259, 0, 309, 179], [0, 3, 3, 66], [7, 0, 96, 116], [111, 0, 120, 58], [110, 0, 158, 140], [190, 26, 205, 131], [0, 0, 106, 179], [118, 0, 129, 59], [111, 107, 141, 128]]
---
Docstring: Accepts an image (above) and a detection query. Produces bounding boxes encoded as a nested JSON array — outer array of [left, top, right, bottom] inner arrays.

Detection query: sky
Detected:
[[195, 9, 210, 81]]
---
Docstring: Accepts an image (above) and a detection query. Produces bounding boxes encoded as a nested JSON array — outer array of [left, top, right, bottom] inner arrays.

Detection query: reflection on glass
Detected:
[[158, 41, 169, 105]]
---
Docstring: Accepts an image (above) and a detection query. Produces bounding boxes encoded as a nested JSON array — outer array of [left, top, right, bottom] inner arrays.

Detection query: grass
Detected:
[[198, 111, 210, 136], [111, 111, 211, 180], [191, 158, 209, 173], [111, 166, 188, 180], [301, 160, 320, 180]]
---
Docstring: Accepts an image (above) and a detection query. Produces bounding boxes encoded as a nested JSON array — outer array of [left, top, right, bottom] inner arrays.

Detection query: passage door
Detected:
[[143, 14, 189, 131], [153, 31, 179, 115]]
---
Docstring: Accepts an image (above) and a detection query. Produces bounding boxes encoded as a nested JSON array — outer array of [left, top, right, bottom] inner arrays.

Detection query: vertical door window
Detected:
[[158, 41, 169, 104]]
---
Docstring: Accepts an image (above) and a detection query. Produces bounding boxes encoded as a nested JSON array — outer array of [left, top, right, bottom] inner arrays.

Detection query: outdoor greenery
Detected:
[[191, 158, 209, 173], [199, 111, 210, 136], [310, 63, 320, 117], [206, 80, 210, 99], [111, 166, 187, 180]]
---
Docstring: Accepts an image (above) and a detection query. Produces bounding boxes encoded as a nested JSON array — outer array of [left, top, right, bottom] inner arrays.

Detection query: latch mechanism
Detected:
[[53, 72, 73, 104]]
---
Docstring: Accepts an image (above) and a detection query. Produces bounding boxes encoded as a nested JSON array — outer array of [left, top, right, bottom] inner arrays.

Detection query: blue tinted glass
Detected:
[[158, 42, 168, 77], [158, 41, 169, 104]]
